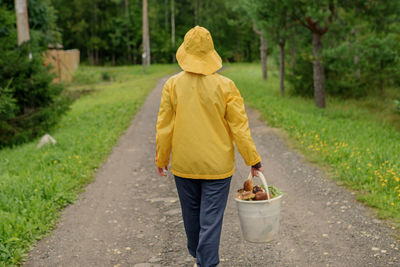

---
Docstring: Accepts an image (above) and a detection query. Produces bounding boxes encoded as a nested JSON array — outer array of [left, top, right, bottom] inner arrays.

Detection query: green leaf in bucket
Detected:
[[268, 186, 283, 198]]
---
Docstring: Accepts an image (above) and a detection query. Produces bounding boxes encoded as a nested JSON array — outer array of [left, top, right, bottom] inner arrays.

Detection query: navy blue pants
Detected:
[[174, 176, 231, 267]]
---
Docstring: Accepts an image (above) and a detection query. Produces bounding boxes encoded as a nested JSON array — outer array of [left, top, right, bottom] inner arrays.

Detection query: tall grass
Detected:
[[0, 64, 177, 266], [222, 63, 400, 224]]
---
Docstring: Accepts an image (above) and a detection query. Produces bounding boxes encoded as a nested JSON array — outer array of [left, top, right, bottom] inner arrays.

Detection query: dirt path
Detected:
[[25, 77, 399, 267]]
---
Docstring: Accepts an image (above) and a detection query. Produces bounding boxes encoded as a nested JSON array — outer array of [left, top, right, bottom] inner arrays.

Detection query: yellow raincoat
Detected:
[[156, 26, 261, 179]]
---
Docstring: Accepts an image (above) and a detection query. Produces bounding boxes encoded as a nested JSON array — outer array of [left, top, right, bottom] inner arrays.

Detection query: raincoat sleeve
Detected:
[[225, 81, 261, 166], [155, 80, 175, 168]]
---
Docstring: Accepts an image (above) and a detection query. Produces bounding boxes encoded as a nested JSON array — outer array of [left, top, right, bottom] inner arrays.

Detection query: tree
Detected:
[[142, 0, 150, 73], [293, 1, 336, 108]]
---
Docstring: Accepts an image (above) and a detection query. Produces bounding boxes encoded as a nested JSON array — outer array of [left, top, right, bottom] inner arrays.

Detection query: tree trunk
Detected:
[[279, 41, 285, 96], [171, 0, 175, 63], [15, 0, 30, 45], [312, 32, 326, 108], [112, 53, 116, 65], [194, 0, 201, 25], [125, 0, 132, 64], [290, 45, 296, 69], [379, 60, 384, 95], [133, 47, 137, 64], [95, 49, 99, 65], [260, 34, 267, 80], [87, 48, 94, 65], [354, 55, 360, 77], [142, 0, 150, 73], [92, 1, 98, 65], [353, 28, 360, 78], [253, 24, 267, 80], [164, 0, 169, 31]]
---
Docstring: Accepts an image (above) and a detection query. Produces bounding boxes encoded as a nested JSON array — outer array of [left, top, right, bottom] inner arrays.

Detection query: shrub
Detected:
[[0, 42, 70, 148], [101, 71, 112, 81]]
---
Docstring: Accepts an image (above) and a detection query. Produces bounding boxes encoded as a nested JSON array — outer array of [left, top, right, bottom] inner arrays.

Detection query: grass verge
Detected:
[[0, 64, 177, 266], [222, 63, 400, 225]]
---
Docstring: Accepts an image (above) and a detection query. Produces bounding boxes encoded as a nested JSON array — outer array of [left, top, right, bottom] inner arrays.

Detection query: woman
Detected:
[[155, 26, 263, 267]]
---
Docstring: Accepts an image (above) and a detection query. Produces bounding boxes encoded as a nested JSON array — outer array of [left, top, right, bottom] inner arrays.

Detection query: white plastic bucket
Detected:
[[234, 172, 282, 243]]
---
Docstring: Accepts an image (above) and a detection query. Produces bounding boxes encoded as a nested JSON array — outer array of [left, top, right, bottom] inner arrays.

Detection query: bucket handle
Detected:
[[247, 171, 271, 200]]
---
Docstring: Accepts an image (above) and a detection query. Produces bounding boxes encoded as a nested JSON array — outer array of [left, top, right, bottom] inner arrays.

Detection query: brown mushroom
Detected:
[[243, 179, 254, 192], [254, 191, 272, 200], [241, 191, 256, 200]]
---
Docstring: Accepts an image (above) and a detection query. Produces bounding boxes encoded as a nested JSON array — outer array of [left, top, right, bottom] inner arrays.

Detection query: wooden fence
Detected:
[[43, 49, 80, 82]]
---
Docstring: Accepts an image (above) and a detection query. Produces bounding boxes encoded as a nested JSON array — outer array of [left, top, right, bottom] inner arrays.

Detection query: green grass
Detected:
[[222, 63, 400, 224], [0, 64, 177, 266]]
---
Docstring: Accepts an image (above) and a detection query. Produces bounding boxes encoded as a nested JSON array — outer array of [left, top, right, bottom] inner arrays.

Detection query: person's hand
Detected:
[[158, 166, 168, 176], [251, 166, 264, 177]]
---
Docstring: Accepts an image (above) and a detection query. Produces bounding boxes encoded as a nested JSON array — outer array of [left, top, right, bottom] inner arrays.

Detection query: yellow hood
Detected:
[[176, 26, 222, 75]]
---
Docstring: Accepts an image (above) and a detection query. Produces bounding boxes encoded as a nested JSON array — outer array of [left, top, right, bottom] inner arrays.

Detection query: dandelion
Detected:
[[53, 160, 57, 164], [391, 202, 395, 206], [367, 163, 372, 167], [34, 188, 38, 192]]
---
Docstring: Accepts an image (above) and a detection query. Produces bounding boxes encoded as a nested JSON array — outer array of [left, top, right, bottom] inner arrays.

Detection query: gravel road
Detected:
[[25, 76, 400, 267]]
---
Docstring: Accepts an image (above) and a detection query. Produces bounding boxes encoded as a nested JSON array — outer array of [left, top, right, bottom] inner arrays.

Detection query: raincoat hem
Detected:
[[171, 168, 235, 180]]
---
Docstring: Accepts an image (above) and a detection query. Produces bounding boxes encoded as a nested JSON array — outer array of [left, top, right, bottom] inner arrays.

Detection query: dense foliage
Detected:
[[51, 0, 259, 65], [240, 0, 400, 105], [47, 0, 400, 104], [0, 1, 69, 147]]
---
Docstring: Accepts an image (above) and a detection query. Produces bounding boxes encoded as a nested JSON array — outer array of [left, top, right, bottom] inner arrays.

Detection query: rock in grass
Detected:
[[37, 134, 57, 148]]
